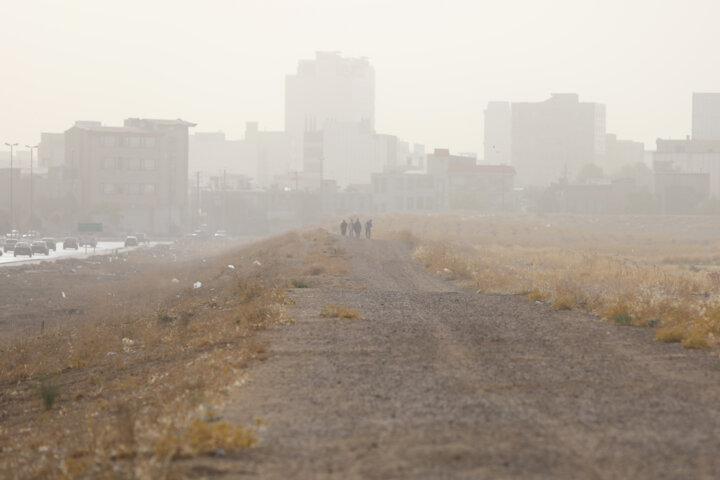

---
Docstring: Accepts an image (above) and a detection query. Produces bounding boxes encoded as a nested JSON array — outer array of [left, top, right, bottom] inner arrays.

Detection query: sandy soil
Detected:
[[184, 235, 720, 479]]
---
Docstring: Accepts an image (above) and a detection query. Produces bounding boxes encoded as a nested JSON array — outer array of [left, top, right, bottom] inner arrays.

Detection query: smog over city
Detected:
[[3, 1, 720, 478]]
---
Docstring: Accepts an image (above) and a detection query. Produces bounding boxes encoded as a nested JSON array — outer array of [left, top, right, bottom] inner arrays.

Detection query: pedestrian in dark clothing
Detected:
[[365, 219, 372, 239], [340, 219, 348, 236], [354, 218, 362, 238]]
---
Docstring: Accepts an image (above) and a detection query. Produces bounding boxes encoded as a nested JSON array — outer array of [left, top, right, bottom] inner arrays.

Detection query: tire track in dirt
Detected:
[[207, 235, 720, 479]]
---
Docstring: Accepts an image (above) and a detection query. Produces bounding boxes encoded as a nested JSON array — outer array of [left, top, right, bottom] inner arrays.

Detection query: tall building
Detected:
[[510, 93, 605, 186], [692, 92, 720, 140], [64, 118, 195, 234], [285, 52, 375, 180]]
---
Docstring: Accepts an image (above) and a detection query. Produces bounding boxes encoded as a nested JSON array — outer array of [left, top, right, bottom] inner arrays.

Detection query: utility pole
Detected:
[[5, 142, 18, 231], [196, 171, 201, 229], [26, 144, 38, 230]]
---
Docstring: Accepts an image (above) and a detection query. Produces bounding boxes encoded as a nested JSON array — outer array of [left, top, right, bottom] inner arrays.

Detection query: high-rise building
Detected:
[[285, 52, 375, 180], [692, 93, 720, 140]]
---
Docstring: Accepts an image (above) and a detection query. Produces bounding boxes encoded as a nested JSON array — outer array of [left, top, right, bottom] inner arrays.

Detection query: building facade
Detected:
[[692, 92, 720, 140], [64, 118, 195, 234], [511, 93, 605, 187], [285, 52, 375, 176]]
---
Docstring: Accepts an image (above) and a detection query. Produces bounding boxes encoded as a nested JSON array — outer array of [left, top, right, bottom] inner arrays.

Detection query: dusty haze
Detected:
[[2, 0, 720, 152]]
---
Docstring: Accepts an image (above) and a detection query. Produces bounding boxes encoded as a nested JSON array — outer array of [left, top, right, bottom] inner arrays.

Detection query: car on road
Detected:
[[63, 237, 79, 250], [13, 242, 33, 257], [4, 238, 18, 253], [124, 236, 139, 247], [132, 233, 148, 244], [31, 241, 50, 256], [41, 238, 57, 251], [79, 236, 97, 248]]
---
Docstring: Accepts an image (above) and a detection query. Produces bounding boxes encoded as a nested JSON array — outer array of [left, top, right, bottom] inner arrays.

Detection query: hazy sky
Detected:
[[2, 0, 719, 157]]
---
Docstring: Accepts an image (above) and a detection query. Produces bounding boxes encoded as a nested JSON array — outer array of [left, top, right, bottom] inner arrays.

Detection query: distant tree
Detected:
[[576, 163, 604, 184]]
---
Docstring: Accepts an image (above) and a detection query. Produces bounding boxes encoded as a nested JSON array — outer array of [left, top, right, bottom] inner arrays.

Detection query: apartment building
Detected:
[[64, 118, 195, 234]]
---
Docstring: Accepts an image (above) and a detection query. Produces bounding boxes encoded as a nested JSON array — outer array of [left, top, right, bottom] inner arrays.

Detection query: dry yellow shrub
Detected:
[[320, 304, 361, 319]]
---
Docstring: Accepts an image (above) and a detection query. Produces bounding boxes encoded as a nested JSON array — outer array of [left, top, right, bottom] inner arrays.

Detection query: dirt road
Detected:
[[207, 236, 720, 479]]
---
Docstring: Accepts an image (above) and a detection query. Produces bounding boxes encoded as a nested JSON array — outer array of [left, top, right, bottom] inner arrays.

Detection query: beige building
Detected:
[[64, 118, 195, 234]]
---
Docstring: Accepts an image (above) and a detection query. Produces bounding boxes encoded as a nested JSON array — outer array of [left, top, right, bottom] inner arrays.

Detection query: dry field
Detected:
[[0, 229, 348, 479], [374, 213, 720, 351]]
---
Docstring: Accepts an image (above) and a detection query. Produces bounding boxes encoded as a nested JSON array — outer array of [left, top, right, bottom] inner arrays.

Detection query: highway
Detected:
[[0, 241, 145, 266]]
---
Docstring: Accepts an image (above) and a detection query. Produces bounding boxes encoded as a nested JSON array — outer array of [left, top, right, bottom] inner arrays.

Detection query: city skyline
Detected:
[[2, 0, 720, 156]]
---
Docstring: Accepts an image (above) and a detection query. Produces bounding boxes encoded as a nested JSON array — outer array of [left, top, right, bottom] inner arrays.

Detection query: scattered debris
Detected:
[[228, 265, 235, 270], [253, 260, 262, 266], [171, 278, 180, 284], [61, 291, 66, 299], [443, 268, 452, 274], [122, 337, 134, 346], [193, 281, 202, 289]]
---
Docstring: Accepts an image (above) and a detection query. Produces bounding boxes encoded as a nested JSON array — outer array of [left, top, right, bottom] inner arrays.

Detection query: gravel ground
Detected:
[[196, 236, 720, 479]]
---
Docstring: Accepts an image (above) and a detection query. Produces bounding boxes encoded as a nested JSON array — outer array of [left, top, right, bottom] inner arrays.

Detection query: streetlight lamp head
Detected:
[[5, 142, 18, 147]]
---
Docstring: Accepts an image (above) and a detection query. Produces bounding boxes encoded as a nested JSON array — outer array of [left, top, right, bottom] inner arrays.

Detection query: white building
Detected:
[[692, 93, 720, 140], [285, 52, 375, 177]]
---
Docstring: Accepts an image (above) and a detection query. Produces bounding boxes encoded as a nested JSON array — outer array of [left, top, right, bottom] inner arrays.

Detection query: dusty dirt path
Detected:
[[202, 236, 720, 479]]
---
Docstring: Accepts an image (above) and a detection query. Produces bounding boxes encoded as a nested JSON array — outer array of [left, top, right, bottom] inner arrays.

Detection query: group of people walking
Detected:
[[340, 218, 372, 239]]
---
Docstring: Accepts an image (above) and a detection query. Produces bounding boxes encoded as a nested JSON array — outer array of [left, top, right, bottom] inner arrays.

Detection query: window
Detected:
[[101, 183, 115, 194], [143, 183, 156, 195], [143, 137, 156, 147], [103, 158, 116, 169], [101, 136, 116, 147], [125, 136, 141, 148], [142, 159, 156, 170], [126, 158, 140, 170]]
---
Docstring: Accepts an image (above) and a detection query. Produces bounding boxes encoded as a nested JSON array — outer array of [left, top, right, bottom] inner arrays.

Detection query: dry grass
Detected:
[[301, 229, 349, 277], [376, 213, 720, 350], [320, 304, 362, 319], [0, 233, 306, 479]]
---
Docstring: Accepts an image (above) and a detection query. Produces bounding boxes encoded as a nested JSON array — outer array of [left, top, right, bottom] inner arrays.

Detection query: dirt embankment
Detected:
[[191, 235, 720, 479]]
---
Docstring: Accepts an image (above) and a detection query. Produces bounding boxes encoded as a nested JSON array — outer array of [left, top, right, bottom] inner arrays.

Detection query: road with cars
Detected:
[[0, 241, 138, 266]]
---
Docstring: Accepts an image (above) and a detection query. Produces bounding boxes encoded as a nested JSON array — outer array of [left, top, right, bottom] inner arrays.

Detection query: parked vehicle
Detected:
[[79, 236, 97, 248], [13, 242, 33, 257], [132, 233, 148, 244], [31, 241, 49, 256], [124, 236, 139, 247], [41, 238, 57, 251], [4, 238, 18, 253], [63, 237, 79, 250]]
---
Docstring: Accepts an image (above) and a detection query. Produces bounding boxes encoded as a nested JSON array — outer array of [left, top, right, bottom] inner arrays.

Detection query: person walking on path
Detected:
[[354, 218, 362, 238], [340, 219, 348, 236], [365, 219, 373, 239]]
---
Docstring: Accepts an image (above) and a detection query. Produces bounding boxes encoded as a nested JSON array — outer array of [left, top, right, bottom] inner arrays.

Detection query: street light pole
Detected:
[[4, 142, 18, 232], [26, 144, 38, 230]]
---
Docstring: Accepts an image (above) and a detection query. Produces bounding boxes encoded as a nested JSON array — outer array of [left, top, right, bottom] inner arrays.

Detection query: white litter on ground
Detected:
[[227, 264, 235, 269], [193, 281, 202, 289], [61, 291, 66, 299], [253, 260, 262, 266], [171, 278, 180, 284]]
